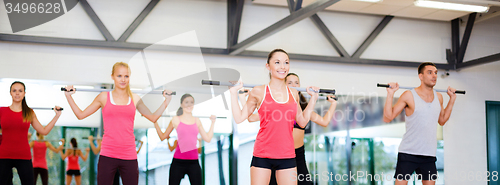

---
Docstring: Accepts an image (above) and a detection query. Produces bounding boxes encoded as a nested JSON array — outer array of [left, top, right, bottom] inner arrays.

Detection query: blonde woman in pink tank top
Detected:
[[63, 62, 173, 185], [153, 94, 216, 185]]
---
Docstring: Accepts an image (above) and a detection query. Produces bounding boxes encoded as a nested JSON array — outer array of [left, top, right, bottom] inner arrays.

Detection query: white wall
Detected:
[[462, 15, 500, 62]]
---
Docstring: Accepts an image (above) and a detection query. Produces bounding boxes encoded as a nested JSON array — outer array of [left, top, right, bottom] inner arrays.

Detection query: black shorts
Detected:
[[251, 156, 296, 170], [394, 153, 437, 181], [66, 170, 81, 176]]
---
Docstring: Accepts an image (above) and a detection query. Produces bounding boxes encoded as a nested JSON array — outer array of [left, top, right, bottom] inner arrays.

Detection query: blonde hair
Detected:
[[112, 62, 134, 103]]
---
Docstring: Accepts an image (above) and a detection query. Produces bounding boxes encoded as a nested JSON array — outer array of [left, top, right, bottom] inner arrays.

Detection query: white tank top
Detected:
[[398, 89, 441, 157]]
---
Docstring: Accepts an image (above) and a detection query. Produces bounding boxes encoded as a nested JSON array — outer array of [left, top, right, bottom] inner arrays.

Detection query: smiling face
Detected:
[[266, 51, 290, 80], [111, 66, 130, 89], [181, 96, 195, 114], [286, 74, 300, 88], [10, 83, 25, 103], [419, 65, 438, 87]]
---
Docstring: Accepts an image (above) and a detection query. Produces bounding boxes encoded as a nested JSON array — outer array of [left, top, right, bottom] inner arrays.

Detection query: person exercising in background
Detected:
[[60, 138, 89, 185], [383, 62, 457, 185], [153, 94, 217, 185], [30, 133, 65, 185]]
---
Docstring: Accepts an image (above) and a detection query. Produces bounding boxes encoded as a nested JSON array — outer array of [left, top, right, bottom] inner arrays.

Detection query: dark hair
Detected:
[[10, 81, 33, 122], [70, 138, 78, 148], [176, 94, 194, 116], [267, 49, 289, 78], [36, 132, 41, 137], [266, 49, 288, 64], [418, 62, 437, 74], [285, 73, 307, 111]]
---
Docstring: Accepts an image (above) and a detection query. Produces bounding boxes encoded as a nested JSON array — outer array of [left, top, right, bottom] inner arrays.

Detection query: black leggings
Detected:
[[269, 145, 312, 185], [169, 158, 202, 185], [113, 170, 120, 185], [33, 167, 49, 185], [0, 159, 34, 185], [97, 155, 138, 185]]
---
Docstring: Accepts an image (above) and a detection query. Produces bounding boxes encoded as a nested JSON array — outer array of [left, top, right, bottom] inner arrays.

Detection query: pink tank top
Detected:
[[67, 154, 80, 170], [254, 85, 297, 159], [100, 92, 137, 160], [32, 141, 48, 169], [173, 121, 199, 160]]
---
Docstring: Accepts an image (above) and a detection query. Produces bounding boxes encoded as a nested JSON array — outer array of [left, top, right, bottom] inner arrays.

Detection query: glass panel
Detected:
[[38, 127, 64, 185], [351, 139, 370, 185], [11, 126, 63, 185], [373, 138, 400, 185], [142, 128, 171, 185], [133, 128, 147, 185], [203, 135, 229, 185]]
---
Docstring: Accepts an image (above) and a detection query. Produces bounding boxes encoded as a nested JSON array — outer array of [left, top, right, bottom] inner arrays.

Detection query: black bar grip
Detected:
[[326, 97, 338, 101], [202, 80, 220, 86], [377, 83, 390, 88], [319, 89, 335, 94], [54, 108, 64, 111], [164, 91, 176, 95], [61, 87, 75, 92], [455, 90, 466, 94]]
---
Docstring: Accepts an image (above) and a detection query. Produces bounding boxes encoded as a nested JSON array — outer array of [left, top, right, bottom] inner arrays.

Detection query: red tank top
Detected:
[[67, 153, 80, 170], [32, 141, 48, 169], [254, 85, 297, 159], [0, 107, 31, 159]]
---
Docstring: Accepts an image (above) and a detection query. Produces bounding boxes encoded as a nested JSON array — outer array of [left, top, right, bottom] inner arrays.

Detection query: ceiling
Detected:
[[252, 0, 500, 21]]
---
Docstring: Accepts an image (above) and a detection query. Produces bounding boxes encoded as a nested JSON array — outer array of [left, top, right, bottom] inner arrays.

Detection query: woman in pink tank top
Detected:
[[59, 138, 89, 185], [87, 135, 144, 185], [63, 62, 173, 185], [229, 49, 320, 185], [153, 94, 216, 185], [29, 132, 65, 185]]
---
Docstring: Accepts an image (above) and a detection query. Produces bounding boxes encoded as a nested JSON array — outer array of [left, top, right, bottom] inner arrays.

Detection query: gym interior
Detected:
[[0, 0, 500, 184]]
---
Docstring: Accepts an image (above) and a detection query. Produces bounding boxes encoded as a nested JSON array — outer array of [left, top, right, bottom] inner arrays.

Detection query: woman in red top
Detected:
[[0, 81, 62, 185], [30, 133, 65, 185], [60, 138, 89, 185], [244, 73, 337, 185], [229, 49, 320, 185]]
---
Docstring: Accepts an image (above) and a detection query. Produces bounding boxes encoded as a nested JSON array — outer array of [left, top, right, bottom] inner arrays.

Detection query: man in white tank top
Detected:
[[383, 62, 457, 185]]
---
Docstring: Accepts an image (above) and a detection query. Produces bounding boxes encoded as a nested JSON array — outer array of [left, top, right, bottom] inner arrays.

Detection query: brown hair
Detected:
[[285, 73, 307, 111], [177, 94, 194, 116], [267, 49, 289, 78], [112, 62, 134, 102], [266, 49, 288, 64], [418, 62, 437, 74], [10, 81, 33, 122], [70, 138, 78, 156]]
